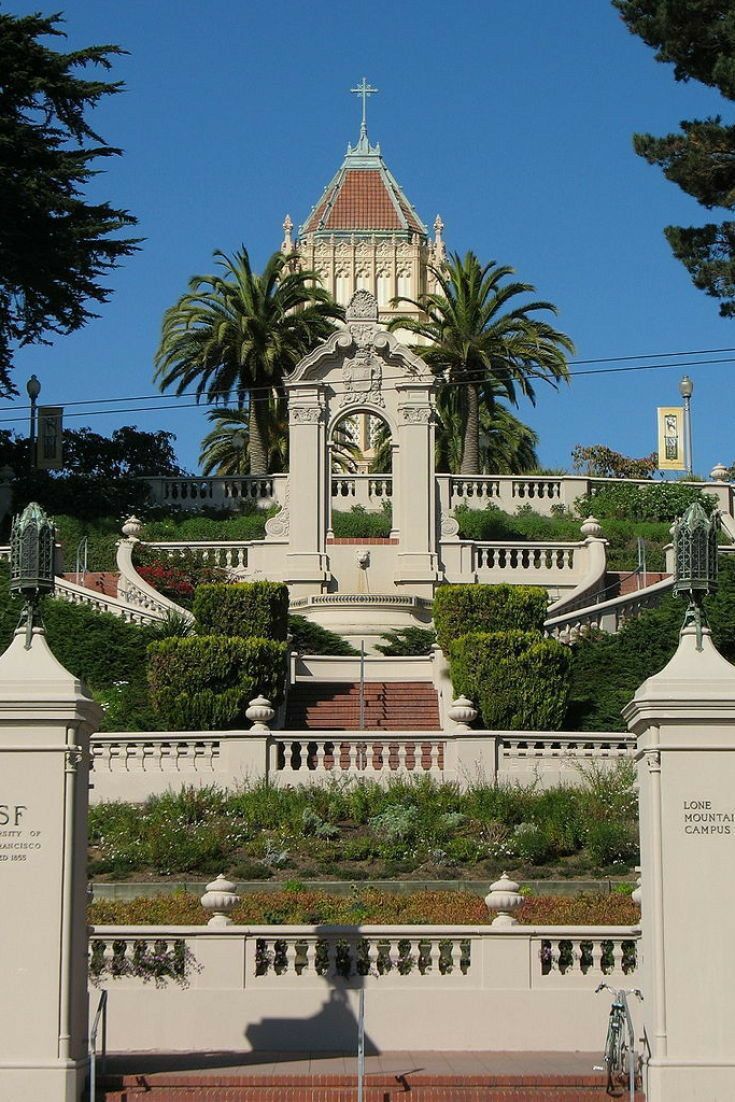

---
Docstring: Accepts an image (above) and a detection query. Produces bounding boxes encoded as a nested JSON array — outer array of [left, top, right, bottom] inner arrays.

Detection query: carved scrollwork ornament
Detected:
[[440, 512, 460, 537], [645, 748, 661, 773], [339, 348, 384, 408], [290, 406, 323, 425], [346, 289, 379, 322], [265, 483, 290, 538], [401, 406, 433, 425]]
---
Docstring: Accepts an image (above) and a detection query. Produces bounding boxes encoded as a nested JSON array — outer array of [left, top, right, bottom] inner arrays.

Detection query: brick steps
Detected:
[[101, 1071, 642, 1100], [286, 682, 440, 732]]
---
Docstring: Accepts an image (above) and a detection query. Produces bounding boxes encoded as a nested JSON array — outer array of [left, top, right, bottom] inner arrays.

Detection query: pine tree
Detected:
[[0, 11, 139, 391], [615, 1, 735, 315]]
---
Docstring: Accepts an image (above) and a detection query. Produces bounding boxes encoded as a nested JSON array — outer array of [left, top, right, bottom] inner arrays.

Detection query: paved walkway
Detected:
[[104, 1050, 605, 1078]]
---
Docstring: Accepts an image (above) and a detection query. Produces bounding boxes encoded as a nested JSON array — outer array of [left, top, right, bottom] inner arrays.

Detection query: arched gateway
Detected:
[[258, 290, 439, 637]]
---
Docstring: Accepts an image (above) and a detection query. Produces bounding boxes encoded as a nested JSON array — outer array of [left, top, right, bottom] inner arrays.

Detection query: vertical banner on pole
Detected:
[[656, 407, 685, 471], [36, 406, 64, 470]]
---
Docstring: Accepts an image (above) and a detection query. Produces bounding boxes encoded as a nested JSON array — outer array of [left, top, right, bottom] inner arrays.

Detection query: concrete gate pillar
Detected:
[[624, 623, 735, 1101], [0, 626, 102, 1101]]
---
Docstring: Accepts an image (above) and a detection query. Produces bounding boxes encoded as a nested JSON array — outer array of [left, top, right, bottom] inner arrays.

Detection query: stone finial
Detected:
[[245, 695, 275, 732], [433, 214, 445, 263], [710, 462, 729, 482], [281, 214, 294, 254], [631, 866, 642, 911], [484, 873, 524, 926], [580, 515, 602, 538], [121, 515, 143, 540], [201, 874, 239, 927], [447, 695, 478, 731]]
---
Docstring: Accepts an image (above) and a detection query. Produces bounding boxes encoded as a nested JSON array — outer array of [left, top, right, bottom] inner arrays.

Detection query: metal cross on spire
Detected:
[[350, 77, 378, 137]]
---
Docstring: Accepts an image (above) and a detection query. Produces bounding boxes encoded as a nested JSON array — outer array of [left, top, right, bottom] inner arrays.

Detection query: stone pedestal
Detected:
[[624, 625, 735, 1101], [0, 628, 102, 1102]]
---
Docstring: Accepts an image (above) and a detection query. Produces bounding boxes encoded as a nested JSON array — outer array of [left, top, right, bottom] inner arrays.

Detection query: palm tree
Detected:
[[200, 404, 361, 476], [155, 247, 342, 475], [199, 403, 288, 475], [389, 251, 574, 475], [434, 382, 539, 474]]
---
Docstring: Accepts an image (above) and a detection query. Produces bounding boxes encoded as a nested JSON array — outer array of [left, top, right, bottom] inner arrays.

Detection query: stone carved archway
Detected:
[[280, 290, 438, 596]]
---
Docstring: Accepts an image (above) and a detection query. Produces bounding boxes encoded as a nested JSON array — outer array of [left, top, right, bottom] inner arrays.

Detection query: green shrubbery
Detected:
[[331, 505, 393, 538], [88, 768, 639, 881], [434, 583, 547, 651], [375, 627, 437, 656], [577, 481, 715, 523], [565, 556, 735, 730], [193, 582, 289, 639], [147, 636, 286, 730], [288, 615, 358, 656], [450, 630, 571, 730], [143, 507, 271, 543]]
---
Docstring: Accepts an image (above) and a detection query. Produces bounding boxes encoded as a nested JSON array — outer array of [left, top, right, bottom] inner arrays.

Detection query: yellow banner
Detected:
[[657, 406, 685, 471], [36, 406, 64, 470]]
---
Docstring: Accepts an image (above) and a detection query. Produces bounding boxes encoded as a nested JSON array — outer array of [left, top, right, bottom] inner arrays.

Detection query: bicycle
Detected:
[[594, 983, 643, 1099]]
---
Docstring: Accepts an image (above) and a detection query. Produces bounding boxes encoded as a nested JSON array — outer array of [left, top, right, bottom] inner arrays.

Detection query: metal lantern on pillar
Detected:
[[9, 502, 56, 646], [672, 501, 719, 647]]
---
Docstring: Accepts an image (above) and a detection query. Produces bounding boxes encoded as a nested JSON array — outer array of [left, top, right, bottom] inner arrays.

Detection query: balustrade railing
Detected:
[[331, 474, 393, 510], [475, 542, 577, 574], [273, 735, 445, 781], [144, 540, 249, 572], [91, 736, 221, 773], [545, 575, 675, 641]]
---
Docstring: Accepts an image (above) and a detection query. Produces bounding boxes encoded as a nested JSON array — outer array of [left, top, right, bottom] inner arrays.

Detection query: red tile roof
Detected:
[[300, 138, 426, 238]]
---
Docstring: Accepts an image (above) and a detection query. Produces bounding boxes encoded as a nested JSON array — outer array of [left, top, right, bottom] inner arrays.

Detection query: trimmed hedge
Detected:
[[449, 630, 571, 730], [148, 636, 287, 730], [434, 584, 548, 652], [193, 582, 289, 640], [332, 506, 392, 538]]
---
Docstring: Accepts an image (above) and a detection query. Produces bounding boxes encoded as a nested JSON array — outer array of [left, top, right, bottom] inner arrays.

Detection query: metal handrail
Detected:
[[89, 988, 108, 1101]]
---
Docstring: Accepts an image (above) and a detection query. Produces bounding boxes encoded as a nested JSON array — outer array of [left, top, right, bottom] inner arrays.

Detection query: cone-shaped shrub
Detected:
[[148, 636, 287, 730], [448, 629, 570, 730], [434, 584, 547, 652], [193, 582, 289, 640]]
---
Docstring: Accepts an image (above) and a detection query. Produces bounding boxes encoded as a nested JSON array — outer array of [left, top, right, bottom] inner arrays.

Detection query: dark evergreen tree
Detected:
[[615, 1, 735, 314], [0, 12, 139, 390]]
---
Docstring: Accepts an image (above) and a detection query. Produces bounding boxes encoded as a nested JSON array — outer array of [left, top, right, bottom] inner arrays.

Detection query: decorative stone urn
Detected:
[[710, 462, 729, 482], [631, 866, 642, 910], [245, 695, 275, 732], [484, 872, 524, 926], [201, 874, 240, 927], [580, 515, 602, 538], [121, 515, 143, 540], [447, 696, 477, 731]]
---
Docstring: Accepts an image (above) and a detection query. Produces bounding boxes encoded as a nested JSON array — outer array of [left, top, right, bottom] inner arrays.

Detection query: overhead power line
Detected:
[[0, 346, 733, 427]]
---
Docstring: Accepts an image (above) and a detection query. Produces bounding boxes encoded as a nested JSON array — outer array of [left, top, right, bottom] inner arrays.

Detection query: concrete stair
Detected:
[[286, 681, 440, 731]]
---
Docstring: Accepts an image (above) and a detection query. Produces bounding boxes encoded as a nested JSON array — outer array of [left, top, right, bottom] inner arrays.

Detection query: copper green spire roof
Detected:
[[299, 101, 427, 240]]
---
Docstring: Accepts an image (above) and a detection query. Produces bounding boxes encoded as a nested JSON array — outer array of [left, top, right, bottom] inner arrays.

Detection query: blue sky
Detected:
[[4, 0, 734, 476]]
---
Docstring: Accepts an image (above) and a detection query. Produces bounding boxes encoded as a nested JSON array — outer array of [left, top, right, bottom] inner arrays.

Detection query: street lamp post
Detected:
[[679, 375, 693, 478], [26, 374, 41, 471]]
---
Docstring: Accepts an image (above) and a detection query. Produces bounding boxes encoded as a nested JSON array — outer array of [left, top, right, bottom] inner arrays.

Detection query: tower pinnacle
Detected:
[[350, 77, 378, 145]]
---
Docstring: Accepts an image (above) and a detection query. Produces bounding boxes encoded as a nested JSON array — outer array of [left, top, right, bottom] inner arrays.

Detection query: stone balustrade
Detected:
[[54, 576, 167, 625], [87, 922, 640, 1053], [272, 734, 446, 782], [145, 539, 250, 573], [145, 474, 285, 510], [545, 575, 675, 641], [331, 474, 393, 510], [475, 541, 578, 577], [87, 721, 636, 803], [436, 473, 734, 519]]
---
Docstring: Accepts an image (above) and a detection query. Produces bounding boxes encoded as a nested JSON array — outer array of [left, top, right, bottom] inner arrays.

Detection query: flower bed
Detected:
[[89, 888, 639, 927]]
